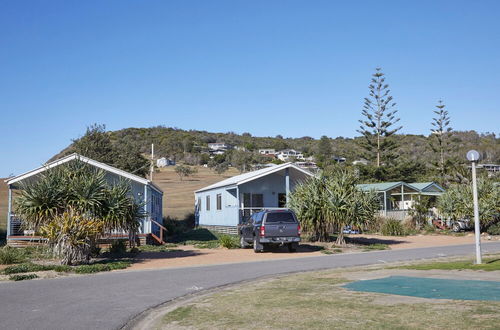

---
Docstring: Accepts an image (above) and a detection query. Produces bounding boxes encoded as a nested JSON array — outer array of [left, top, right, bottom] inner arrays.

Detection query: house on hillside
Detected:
[[5, 154, 164, 246], [258, 148, 276, 155], [194, 163, 313, 233], [357, 181, 445, 220], [208, 142, 232, 151], [156, 157, 175, 167], [276, 149, 305, 161]]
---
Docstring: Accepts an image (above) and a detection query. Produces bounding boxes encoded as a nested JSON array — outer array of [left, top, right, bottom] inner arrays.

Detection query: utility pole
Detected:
[[150, 143, 154, 181], [466, 150, 482, 264]]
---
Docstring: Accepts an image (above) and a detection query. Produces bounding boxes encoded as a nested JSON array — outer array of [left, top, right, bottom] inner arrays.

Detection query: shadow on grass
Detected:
[[344, 236, 407, 246], [170, 228, 219, 243], [132, 250, 204, 261]]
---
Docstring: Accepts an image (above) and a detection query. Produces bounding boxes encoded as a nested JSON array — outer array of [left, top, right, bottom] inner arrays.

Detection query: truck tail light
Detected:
[[260, 225, 265, 237], [297, 224, 301, 236]]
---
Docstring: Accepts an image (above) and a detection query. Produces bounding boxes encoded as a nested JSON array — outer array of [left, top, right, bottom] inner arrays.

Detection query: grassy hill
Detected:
[[152, 165, 240, 220]]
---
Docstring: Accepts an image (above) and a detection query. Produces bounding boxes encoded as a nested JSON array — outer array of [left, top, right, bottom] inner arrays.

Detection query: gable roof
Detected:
[[409, 182, 445, 192], [195, 163, 313, 193], [5, 153, 163, 193], [356, 182, 416, 192], [357, 181, 445, 195]]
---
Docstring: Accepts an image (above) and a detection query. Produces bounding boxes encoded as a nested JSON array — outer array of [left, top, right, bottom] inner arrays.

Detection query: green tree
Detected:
[[72, 124, 149, 177], [175, 165, 197, 181], [316, 135, 333, 163], [357, 68, 402, 167], [15, 160, 144, 265], [231, 150, 253, 173], [289, 168, 379, 244], [438, 179, 500, 229], [430, 100, 453, 178]]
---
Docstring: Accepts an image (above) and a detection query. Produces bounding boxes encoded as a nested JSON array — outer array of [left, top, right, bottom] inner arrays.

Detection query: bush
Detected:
[[3, 263, 51, 274], [0, 246, 24, 265], [487, 222, 500, 235], [381, 219, 407, 236], [9, 274, 38, 281], [218, 235, 239, 249], [365, 216, 385, 233], [109, 240, 127, 255], [73, 261, 131, 274]]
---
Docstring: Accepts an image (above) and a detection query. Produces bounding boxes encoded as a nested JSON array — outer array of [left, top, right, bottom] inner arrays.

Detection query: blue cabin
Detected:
[[194, 163, 313, 233], [5, 154, 163, 246]]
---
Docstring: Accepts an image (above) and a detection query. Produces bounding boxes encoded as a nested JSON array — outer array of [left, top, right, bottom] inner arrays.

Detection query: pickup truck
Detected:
[[239, 209, 301, 253]]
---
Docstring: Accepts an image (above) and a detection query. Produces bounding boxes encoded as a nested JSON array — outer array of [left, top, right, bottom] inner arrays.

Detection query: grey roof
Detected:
[[357, 181, 445, 194], [195, 163, 313, 193]]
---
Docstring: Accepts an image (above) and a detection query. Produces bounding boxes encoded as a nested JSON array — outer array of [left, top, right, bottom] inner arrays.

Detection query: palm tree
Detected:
[[15, 160, 144, 265], [289, 168, 379, 245]]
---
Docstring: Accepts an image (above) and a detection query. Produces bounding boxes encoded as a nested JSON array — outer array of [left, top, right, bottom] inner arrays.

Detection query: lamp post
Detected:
[[466, 150, 482, 264]]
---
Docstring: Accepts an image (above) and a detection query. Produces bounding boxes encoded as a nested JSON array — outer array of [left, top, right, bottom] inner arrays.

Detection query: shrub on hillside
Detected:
[[381, 219, 406, 236]]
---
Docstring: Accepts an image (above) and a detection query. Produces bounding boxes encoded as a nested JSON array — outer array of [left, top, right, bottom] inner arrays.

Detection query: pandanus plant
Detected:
[[289, 168, 378, 245], [15, 160, 144, 265]]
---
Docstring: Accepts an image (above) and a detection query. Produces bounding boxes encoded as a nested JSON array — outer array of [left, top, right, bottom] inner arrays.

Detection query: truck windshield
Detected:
[[265, 212, 296, 223]]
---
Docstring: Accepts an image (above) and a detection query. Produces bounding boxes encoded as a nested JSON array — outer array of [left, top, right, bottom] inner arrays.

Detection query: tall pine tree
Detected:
[[357, 68, 402, 167], [430, 100, 452, 177]]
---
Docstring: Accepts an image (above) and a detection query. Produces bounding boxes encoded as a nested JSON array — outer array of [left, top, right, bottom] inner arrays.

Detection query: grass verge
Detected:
[[2, 260, 131, 276], [159, 268, 500, 329], [396, 256, 500, 271]]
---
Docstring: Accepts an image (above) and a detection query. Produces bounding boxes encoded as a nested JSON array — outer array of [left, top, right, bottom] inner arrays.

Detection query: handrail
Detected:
[[151, 219, 167, 244]]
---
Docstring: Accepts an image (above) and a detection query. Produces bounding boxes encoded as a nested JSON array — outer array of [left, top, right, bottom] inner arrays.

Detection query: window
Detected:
[[265, 212, 296, 223], [216, 193, 222, 210], [251, 194, 263, 208], [206, 195, 210, 211], [278, 193, 287, 208]]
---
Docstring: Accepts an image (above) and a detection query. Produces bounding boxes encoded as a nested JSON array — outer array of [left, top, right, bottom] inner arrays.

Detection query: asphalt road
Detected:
[[1, 242, 500, 330]]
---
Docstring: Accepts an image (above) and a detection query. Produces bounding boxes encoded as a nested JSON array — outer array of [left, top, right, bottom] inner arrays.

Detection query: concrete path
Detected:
[[1, 242, 499, 330]]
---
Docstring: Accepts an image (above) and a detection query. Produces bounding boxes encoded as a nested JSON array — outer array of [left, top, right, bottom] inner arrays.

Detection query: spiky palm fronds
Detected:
[[14, 160, 145, 263], [289, 168, 379, 244]]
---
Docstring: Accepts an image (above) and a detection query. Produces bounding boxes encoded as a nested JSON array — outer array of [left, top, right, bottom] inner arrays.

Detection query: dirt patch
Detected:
[[128, 234, 491, 271]]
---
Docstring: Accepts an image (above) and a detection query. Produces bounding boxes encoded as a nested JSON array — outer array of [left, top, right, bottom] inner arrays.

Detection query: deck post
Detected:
[[383, 191, 387, 216], [7, 185, 12, 237], [285, 168, 290, 206], [401, 183, 405, 213], [143, 185, 148, 234]]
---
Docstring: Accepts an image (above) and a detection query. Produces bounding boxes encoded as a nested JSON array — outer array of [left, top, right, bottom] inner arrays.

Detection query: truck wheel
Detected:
[[253, 237, 263, 253], [287, 243, 297, 252], [240, 236, 250, 249]]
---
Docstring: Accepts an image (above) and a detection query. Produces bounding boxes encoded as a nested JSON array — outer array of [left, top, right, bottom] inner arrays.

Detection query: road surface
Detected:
[[1, 242, 499, 330]]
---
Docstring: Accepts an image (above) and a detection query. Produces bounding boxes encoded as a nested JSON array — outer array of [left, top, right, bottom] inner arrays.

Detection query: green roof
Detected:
[[356, 182, 409, 192], [357, 181, 445, 194]]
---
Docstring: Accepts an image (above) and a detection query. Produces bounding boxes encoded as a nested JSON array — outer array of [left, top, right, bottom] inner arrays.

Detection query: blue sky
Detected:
[[1, 0, 499, 177]]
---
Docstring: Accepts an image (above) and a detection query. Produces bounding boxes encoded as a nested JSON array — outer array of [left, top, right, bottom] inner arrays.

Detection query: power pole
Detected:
[[150, 143, 154, 181]]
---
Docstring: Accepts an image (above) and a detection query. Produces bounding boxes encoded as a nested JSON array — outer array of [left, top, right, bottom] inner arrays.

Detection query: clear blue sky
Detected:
[[1, 0, 499, 177]]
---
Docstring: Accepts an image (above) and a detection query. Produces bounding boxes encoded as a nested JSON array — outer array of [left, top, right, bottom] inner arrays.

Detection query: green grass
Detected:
[[397, 256, 500, 271], [159, 270, 500, 329], [9, 274, 38, 281], [0, 246, 52, 265], [135, 244, 179, 253], [362, 243, 389, 251], [170, 228, 239, 249], [2, 260, 131, 275]]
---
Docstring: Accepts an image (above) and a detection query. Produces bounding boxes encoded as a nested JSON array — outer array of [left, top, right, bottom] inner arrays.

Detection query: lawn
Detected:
[[159, 267, 500, 330], [396, 256, 500, 271]]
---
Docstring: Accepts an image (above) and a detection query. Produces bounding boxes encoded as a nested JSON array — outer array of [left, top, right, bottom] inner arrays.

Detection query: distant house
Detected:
[[357, 181, 445, 220], [194, 163, 313, 233], [294, 161, 318, 169], [276, 149, 305, 161], [156, 157, 175, 167], [208, 142, 232, 151], [258, 148, 276, 155], [481, 164, 500, 176], [352, 159, 369, 165], [5, 154, 164, 246], [333, 156, 346, 163]]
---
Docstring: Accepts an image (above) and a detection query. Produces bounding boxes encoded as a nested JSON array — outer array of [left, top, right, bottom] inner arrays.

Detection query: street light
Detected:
[[466, 150, 482, 264]]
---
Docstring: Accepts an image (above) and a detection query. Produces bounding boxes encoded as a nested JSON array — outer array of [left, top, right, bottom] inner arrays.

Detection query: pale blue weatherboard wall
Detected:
[[195, 172, 302, 227]]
